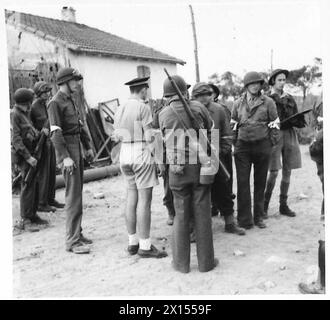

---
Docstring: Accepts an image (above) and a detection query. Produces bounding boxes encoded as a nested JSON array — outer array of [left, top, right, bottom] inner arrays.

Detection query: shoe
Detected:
[[239, 224, 254, 230], [298, 282, 325, 294], [280, 204, 296, 217], [38, 204, 56, 212], [225, 223, 246, 235], [20, 219, 40, 232], [138, 244, 168, 258], [127, 244, 139, 255], [255, 220, 267, 228], [66, 242, 90, 254], [167, 215, 174, 226], [30, 215, 49, 225], [79, 234, 93, 244], [49, 199, 65, 209]]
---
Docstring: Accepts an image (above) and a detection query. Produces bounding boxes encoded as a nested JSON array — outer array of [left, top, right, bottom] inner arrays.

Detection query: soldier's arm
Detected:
[[268, 98, 278, 121], [219, 107, 232, 154], [47, 100, 70, 163], [140, 103, 154, 143], [80, 122, 93, 151], [11, 112, 32, 161]]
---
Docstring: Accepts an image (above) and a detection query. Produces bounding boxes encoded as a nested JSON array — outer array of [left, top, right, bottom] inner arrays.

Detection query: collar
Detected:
[[271, 88, 289, 98], [58, 90, 71, 101], [15, 104, 29, 113]]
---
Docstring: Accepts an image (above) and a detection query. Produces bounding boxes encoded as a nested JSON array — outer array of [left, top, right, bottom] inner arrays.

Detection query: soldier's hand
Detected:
[[63, 157, 75, 175], [27, 156, 37, 168], [85, 149, 94, 163], [157, 164, 166, 177], [41, 128, 50, 136]]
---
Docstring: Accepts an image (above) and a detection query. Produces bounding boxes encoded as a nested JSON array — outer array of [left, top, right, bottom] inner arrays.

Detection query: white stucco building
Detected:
[[5, 7, 185, 107]]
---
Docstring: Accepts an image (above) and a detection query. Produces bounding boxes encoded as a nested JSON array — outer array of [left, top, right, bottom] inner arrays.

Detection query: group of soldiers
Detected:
[[11, 66, 324, 291]]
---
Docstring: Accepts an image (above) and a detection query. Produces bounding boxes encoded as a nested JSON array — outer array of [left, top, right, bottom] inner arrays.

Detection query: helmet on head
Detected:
[[208, 83, 220, 99], [268, 69, 289, 86], [243, 71, 265, 87], [14, 88, 34, 105], [163, 75, 187, 98], [192, 82, 213, 98], [56, 67, 83, 85], [33, 81, 52, 96]]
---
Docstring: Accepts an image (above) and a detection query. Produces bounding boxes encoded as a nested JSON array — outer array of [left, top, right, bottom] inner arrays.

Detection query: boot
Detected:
[[279, 195, 296, 217], [49, 199, 65, 209], [166, 206, 175, 226], [38, 204, 56, 212], [279, 181, 296, 217], [263, 192, 272, 219]]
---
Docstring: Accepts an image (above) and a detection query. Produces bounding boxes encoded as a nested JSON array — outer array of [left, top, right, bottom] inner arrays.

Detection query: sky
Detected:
[[3, 0, 322, 85]]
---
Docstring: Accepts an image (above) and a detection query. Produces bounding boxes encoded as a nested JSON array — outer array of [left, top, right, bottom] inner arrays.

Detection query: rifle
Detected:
[[24, 131, 47, 186], [163, 68, 230, 181]]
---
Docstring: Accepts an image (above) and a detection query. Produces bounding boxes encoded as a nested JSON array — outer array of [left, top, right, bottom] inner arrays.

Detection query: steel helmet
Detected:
[[33, 81, 52, 96], [208, 83, 220, 99], [14, 88, 34, 104], [268, 69, 289, 85], [243, 71, 265, 87], [56, 67, 83, 85], [163, 75, 187, 98], [192, 82, 213, 98]]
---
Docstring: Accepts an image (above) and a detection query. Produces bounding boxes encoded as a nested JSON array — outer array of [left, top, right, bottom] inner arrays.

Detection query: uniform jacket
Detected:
[[310, 129, 323, 164], [231, 92, 278, 142], [159, 96, 213, 165], [11, 104, 39, 164], [269, 91, 303, 130], [204, 101, 232, 154], [31, 98, 50, 131], [47, 90, 92, 164]]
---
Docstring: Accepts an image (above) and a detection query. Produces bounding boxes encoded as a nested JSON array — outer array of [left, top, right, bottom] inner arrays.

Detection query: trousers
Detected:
[[37, 139, 56, 205], [211, 152, 234, 217], [169, 164, 215, 273], [234, 138, 272, 226], [62, 136, 84, 250]]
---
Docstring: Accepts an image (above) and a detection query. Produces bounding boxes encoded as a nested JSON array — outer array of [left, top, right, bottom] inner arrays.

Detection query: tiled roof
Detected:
[[5, 10, 185, 65]]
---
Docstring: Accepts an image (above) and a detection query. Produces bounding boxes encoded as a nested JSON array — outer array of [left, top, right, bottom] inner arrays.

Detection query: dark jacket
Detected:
[[310, 129, 323, 164], [269, 92, 304, 130], [11, 105, 39, 164], [204, 101, 232, 154], [31, 98, 50, 131], [231, 92, 278, 142], [159, 97, 213, 165], [47, 90, 92, 164]]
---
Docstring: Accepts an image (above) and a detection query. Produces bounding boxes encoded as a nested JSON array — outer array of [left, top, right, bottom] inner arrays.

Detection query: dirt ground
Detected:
[[12, 145, 324, 297]]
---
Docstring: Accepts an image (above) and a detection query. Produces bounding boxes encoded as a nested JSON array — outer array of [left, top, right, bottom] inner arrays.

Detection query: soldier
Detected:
[[298, 127, 324, 294], [11, 88, 49, 231], [47, 67, 94, 254], [31, 81, 65, 212], [191, 82, 245, 236], [159, 75, 218, 273], [113, 77, 167, 258], [231, 71, 278, 229], [264, 69, 306, 218], [152, 84, 191, 226]]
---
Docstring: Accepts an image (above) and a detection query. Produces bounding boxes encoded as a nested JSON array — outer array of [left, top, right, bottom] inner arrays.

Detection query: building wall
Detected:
[[68, 53, 177, 107], [6, 23, 178, 107], [6, 24, 68, 69]]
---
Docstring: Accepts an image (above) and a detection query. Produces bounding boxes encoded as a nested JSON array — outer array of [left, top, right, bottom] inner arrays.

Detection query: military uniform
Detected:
[[159, 90, 216, 273], [31, 97, 57, 209], [232, 91, 278, 228], [48, 89, 92, 250], [11, 103, 39, 222], [268, 91, 302, 171]]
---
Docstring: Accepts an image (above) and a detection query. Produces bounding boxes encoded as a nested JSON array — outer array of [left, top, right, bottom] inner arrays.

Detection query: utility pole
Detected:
[[189, 5, 200, 82], [270, 48, 273, 72]]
